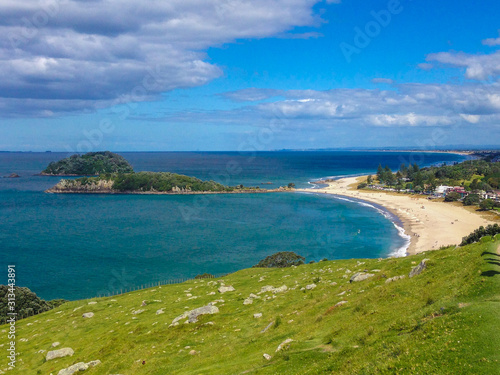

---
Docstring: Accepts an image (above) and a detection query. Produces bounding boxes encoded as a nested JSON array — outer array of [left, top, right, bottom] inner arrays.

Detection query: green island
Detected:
[[5, 229, 499, 374], [41, 151, 134, 176]]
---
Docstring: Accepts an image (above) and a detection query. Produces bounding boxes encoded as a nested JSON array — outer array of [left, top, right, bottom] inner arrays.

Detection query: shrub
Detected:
[[253, 252, 305, 268], [461, 224, 500, 245], [463, 193, 480, 206], [444, 192, 461, 202], [357, 182, 368, 189]]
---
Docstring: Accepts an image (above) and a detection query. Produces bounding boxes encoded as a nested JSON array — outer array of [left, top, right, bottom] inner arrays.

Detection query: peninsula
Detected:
[[45, 171, 293, 195]]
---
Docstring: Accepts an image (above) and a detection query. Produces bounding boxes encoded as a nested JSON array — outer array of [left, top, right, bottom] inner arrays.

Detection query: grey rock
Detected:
[[275, 338, 293, 352], [156, 308, 165, 315], [305, 283, 317, 290], [272, 285, 288, 293], [243, 298, 253, 305], [409, 259, 429, 278], [253, 313, 262, 318], [171, 304, 219, 325], [51, 342, 60, 348], [334, 300, 348, 307], [82, 312, 94, 318], [132, 309, 145, 315], [349, 272, 375, 283], [259, 285, 275, 293], [218, 285, 235, 294], [46, 347, 74, 361], [57, 359, 100, 375], [263, 353, 272, 360], [385, 275, 406, 284], [260, 321, 274, 333]]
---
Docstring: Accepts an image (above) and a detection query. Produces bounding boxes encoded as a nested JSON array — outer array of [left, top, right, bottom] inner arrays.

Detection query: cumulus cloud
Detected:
[[0, 0, 329, 116], [218, 78, 500, 127], [426, 51, 500, 80], [483, 31, 500, 46]]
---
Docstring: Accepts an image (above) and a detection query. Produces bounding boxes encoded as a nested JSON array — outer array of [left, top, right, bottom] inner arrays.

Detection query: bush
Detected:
[[357, 182, 368, 189], [444, 192, 461, 202], [0, 286, 67, 323], [461, 224, 500, 245], [479, 199, 495, 211], [463, 193, 480, 206], [253, 251, 305, 268]]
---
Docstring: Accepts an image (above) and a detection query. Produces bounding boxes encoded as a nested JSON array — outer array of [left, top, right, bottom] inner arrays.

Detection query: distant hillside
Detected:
[[8, 237, 499, 374], [41, 151, 134, 176]]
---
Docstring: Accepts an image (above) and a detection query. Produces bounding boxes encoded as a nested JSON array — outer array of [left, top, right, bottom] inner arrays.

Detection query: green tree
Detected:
[[463, 193, 480, 206], [366, 175, 373, 184], [253, 252, 305, 268], [376, 164, 384, 183], [444, 192, 461, 202], [479, 199, 495, 211], [287, 183, 295, 189]]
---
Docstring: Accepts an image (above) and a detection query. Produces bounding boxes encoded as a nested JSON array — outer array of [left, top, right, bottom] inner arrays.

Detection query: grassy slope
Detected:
[[5, 240, 500, 375]]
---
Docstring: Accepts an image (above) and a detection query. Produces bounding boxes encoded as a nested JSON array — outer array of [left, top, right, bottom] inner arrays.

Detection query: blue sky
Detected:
[[1, 0, 500, 151]]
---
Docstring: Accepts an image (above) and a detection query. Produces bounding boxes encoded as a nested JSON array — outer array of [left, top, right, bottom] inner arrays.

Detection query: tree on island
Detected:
[[253, 251, 305, 268], [288, 183, 295, 188]]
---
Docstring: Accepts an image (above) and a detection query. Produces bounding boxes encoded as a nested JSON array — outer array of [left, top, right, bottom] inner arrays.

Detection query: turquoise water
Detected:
[[0, 151, 466, 300]]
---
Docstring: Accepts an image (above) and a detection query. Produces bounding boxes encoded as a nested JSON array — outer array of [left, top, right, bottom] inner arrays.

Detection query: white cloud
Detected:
[[426, 51, 500, 80], [0, 0, 330, 116], [482, 31, 500, 46]]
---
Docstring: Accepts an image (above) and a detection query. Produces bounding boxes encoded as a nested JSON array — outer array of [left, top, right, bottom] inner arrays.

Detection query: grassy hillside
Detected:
[[4, 240, 499, 374]]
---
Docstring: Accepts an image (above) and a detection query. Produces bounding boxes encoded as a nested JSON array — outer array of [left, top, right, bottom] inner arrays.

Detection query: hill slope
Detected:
[[6, 240, 500, 374]]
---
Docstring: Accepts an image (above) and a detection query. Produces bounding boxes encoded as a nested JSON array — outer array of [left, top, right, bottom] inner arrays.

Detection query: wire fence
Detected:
[[1, 272, 230, 325]]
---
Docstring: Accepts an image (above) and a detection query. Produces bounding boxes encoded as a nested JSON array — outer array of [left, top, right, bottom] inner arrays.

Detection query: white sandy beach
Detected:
[[298, 176, 496, 255]]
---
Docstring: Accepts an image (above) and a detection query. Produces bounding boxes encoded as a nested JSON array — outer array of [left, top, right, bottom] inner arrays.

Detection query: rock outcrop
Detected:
[[409, 259, 429, 278], [46, 348, 74, 361]]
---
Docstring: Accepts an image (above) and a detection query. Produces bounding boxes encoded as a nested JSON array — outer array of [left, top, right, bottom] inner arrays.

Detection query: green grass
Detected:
[[4, 240, 500, 374]]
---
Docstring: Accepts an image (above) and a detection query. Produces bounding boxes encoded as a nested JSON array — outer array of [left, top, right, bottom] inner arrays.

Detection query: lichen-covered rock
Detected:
[[46, 347, 74, 361], [57, 359, 100, 375], [218, 285, 235, 294], [82, 312, 94, 318], [276, 338, 293, 352], [349, 272, 375, 282], [171, 304, 219, 325], [385, 275, 406, 284], [409, 259, 429, 278], [305, 284, 317, 290]]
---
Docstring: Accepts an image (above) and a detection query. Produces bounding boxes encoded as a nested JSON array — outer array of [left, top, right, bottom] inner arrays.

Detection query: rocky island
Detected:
[[41, 151, 134, 176]]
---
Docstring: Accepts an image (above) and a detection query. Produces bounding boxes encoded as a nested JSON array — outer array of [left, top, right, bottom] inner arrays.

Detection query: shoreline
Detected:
[[297, 175, 495, 256]]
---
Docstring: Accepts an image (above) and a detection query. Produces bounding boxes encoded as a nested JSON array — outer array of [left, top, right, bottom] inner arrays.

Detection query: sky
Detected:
[[1, 0, 500, 151]]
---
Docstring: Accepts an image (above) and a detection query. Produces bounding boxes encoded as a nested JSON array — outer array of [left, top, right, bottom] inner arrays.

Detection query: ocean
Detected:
[[0, 151, 466, 300]]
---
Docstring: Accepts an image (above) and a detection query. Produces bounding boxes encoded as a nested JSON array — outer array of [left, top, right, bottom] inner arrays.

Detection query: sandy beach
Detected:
[[298, 176, 496, 255]]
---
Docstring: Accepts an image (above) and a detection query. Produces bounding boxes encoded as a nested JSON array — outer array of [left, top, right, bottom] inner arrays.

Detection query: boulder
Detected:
[[305, 284, 317, 290], [243, 298, 253, 305], [253, 313, 262, 318], [218, 285, 235, 294], [275, 338, 293, 352], [409, 259, 429, 278], [46, 347, 74, 361], [57, 360, 100, 375], [51, 342, 60, 348], [272, 285, 288, 293], [259, 285, 275, 294], [171, 304, 219, 325], [349, 272, 375, 283], [156, 309, 165, 315], [82, 312, 94, 318], [263, 353, 272, 360], [385, 275, 406, 284], [334, 300, 348, 307]]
